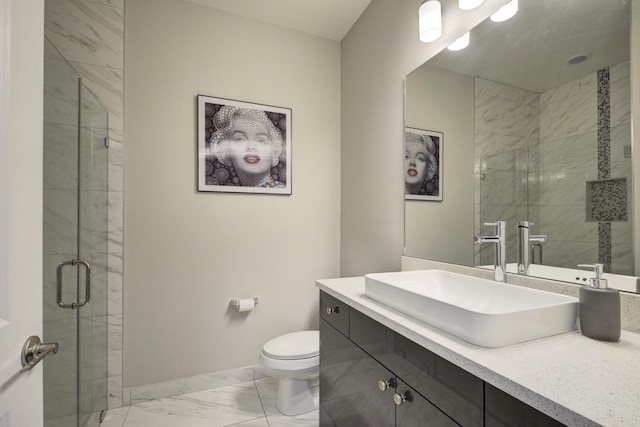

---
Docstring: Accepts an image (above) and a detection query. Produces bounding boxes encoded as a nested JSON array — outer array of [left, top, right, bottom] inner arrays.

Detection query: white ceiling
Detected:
[[427, 0, 630, 93], [181, 0, 373, 41]]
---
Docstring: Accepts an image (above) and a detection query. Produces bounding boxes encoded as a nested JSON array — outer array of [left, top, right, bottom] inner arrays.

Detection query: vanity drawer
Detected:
[[320, 291, 349, 337], [349, 306, 394, 357], [485, 383, 564, 427], [399, 337, 483, 427]]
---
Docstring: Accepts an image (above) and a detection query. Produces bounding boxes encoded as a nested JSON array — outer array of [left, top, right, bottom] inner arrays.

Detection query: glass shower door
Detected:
[[43, 37, 109, 427], [43, 36, 81, 427], [77, 81, 109, 427]]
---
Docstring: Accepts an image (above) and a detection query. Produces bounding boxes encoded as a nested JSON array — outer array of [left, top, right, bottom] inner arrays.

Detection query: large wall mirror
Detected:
[[404, 0, 637, 291]]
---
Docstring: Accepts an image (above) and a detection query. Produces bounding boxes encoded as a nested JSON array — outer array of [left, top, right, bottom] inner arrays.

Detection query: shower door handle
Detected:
[[56, 259, 91, 309]]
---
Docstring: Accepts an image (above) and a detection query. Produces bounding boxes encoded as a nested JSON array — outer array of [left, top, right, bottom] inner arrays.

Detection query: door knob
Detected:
[[20, 335, 59, 372]]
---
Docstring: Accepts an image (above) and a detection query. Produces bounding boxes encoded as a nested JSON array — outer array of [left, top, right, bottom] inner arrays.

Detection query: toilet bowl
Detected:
[[259, 330, 319, 416]]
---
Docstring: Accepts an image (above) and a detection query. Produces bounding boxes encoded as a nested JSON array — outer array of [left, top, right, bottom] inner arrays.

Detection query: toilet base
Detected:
[[276, 377, 319, 416]]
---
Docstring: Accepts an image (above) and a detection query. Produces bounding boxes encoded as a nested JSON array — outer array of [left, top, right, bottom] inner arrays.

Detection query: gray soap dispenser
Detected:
[[577, 263, 620, 342]]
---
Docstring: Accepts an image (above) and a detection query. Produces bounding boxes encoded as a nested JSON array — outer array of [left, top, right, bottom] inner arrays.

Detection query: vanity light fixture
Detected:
[[490, 0, 518, 22], [447, 32, 470, 51], [419, 0, 442, 43], [458, 0, 484, 10]]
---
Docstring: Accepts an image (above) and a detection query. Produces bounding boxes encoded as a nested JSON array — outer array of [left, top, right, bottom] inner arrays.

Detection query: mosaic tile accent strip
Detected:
[[598, 222, 612, 272], [596, 67, 612, 271], [597, 68, 611, 180], [586, 178, 627, 222]]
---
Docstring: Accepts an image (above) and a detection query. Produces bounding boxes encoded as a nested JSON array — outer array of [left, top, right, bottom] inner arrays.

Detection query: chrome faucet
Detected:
[[517, 221, 547, 274], [475, 221, 507, 282]]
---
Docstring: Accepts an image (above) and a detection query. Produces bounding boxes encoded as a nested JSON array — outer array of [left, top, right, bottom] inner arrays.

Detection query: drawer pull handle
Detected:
[[326, 306, 340, 315], [393, 391, 413, 406], [378, 378, 396, 392]]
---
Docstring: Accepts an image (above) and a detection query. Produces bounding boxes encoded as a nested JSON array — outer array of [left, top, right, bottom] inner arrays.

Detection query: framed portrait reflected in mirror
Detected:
[[197, 95, 292, 195], [404, 127, 442, 201]]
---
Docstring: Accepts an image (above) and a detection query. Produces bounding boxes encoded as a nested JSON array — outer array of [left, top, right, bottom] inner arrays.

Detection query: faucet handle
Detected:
[[483, 220, 506, 227], [483, 221, 506, 234]]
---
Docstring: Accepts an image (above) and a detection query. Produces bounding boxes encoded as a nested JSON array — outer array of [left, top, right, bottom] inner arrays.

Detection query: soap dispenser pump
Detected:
[[577, 263, 620, 342]]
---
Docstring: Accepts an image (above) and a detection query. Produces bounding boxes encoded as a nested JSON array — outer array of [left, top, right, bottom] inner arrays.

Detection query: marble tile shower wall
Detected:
[[539, 61, 632, 274], [473, 78, 540, 266], [44, 0, 125, 409]]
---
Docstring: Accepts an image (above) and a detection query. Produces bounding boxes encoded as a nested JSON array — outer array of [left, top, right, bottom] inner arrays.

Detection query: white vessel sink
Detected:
[[364, 270, 579, 348]]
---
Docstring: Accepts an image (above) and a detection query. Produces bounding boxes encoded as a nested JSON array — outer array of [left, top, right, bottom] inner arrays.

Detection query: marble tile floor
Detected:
[[101, 377, 319, 427]]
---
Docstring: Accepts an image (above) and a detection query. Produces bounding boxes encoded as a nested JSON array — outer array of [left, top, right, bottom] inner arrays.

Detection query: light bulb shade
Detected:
[[447, 32, 470, 51], [419, 1, 442, 43], [490, 0, 518, 22], [458, 0, 484, 10]]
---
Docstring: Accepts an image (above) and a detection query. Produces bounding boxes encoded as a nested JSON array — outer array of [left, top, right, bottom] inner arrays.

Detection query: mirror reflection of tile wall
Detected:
[[474, 78, 540, 266], [474, 61, 633, 274]]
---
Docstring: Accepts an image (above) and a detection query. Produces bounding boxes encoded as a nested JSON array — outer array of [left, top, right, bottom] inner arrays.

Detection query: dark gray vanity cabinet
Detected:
[[350, 308, 483, 426], [319, 291, 567, 427], [320, 315, 457, 426], [319, 314, 396, 426], [321, 292, 460, 426]]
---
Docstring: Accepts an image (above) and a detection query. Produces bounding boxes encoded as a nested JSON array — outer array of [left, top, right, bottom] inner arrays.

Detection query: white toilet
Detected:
[[259, 330, 320, 416]]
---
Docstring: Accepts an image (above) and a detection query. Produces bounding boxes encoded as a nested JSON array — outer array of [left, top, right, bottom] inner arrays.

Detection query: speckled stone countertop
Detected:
[[316, 276, 640, 427]]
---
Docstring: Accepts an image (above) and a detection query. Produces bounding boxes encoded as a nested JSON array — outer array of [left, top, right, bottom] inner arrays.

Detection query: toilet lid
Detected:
[[263, 330, 319, 360]]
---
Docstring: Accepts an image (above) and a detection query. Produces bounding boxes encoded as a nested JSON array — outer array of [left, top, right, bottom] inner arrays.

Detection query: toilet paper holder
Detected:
[[230, 297, 259, 310]]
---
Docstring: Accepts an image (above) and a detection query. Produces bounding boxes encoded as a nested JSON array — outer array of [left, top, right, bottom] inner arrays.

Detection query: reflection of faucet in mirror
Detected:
[[475, 221, 507, 282], [531, 241, 543, 265], [517, 221, 547, 275]]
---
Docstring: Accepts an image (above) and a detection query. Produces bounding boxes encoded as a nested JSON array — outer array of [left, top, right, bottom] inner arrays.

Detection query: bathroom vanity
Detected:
[[317, 276, 640, 426]]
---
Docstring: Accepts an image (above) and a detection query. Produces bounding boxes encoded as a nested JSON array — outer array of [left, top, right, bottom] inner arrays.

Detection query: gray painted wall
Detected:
[[124, 0, 341, 387], [404, 65, 475, 265], [340, 0, 510, 276]]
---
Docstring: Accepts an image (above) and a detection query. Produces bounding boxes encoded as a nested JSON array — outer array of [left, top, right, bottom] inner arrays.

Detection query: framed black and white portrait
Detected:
[[197, 95, 292, 195], [404, 127, 442, 201]]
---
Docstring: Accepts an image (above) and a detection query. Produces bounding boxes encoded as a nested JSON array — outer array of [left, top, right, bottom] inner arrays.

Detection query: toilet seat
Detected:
[[262, 331, 319, 360], [260, 353, 319, 372], [260, 330, 319, 372]]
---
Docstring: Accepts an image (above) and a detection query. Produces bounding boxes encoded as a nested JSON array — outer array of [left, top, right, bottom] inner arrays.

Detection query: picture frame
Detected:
[[197, 95, 292, 195], [404, 127, 442, 201]]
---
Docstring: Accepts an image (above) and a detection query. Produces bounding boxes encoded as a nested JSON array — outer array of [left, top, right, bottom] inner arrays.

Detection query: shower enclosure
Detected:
[[43, 37, 109, 427]]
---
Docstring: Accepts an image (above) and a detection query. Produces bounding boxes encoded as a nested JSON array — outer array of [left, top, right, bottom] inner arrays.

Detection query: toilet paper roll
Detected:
[[237, 298, 255, 312]]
